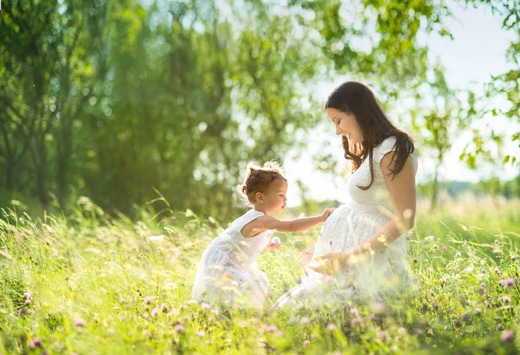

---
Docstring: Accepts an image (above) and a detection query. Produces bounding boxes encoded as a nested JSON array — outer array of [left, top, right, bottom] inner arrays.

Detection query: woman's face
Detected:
[[326, 108, 363, 143]]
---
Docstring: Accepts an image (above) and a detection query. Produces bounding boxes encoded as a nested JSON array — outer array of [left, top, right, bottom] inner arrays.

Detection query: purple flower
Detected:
[[174, 323, 185, 333], [161, 303, 168, 313], [74, 318, 86, 328], [29, 338, 42, 349], [145, 296, 152, 305], [378, 331, 388, 341], [501, 330, 515, 343], [371, 301, 386, 313], [350, 317, 363, 327], [501, 296, 511, 304], [300, 317, 310, 325], [262, 324, 283, 335], [151, 308, 159, 317], [349, 307, 359, 315], [499, 278, 515, 287]]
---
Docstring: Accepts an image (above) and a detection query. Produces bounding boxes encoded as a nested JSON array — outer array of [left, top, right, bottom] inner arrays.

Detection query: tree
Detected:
[[410, 66, 468, 209]]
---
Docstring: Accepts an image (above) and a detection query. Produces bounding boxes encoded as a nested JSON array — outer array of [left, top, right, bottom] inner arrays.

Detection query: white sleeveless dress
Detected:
[[273, 137, 418, 309], [192, 209, 273, 309]]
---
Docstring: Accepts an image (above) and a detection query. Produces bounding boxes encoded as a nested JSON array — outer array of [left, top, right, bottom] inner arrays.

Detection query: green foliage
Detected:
[[0, 0, 518, 220], [0, 198, 519, 353]]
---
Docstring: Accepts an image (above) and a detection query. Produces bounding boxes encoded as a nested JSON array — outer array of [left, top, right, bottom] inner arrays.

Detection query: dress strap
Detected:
[[233, 209, 265, 230]]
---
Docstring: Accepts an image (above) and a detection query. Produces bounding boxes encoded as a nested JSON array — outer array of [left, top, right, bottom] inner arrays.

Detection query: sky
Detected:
[[283, 3, 518, 206]]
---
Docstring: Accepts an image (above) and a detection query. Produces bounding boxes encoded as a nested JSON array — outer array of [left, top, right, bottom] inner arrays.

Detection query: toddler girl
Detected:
[[191, 161, 334, 310]]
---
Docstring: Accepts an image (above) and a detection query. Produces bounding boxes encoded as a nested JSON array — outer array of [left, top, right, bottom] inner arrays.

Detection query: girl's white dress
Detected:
[[274, 137, 418, 309], [192, 210, 273, 309]]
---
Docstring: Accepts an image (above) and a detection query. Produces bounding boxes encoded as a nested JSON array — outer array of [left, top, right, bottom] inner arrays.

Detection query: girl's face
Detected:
[[326, 108, 363, 143], [256, 178, 288, 216]]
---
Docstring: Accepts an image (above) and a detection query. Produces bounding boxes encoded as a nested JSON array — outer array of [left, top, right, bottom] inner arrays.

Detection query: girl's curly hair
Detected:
[[237, 161, 286, 204]]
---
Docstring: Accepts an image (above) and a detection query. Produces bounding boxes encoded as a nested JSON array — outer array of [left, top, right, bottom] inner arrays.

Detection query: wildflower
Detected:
[[174, 323, 185, 333], [350, 317, 363, 327], [349, 307, 359, 316], [439, 277, 447, 286], [501, 296, 511, 304], [478, 282, 486, 294], [499, 278, 515, 287], [201, 302, 211, 310], [197, 330, 205, 337], [145, 296, 152, 305], [262, 324, 280, 334], [303, 340, 311, 347], [74, 318, 86, 328], [397, 327, 406, 336], [371, 301, 386, 313], [151, 308, 159, 317], [161, 303, 168, 313], [19, 308, 26, 316], [143, 329, 152, 338], [327, 323, 336, 330], [300, 317, 310, 325], [378, 331, 388, 341], [494, 268, 501, 275], [415, 328, 424, 335], [501, 330, 515, 343], [29, 338, 42, 349], [23, 292, 32, 300]]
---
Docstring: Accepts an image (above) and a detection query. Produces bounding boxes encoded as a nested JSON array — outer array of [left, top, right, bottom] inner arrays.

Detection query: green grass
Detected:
[[0, 196, 519, 354]]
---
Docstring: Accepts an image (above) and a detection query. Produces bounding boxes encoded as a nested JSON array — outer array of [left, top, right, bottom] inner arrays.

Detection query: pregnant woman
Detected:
[[273, 81, 418, 310]]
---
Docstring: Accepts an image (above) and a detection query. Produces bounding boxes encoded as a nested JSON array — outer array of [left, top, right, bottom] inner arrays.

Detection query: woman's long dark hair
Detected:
[[325, 81, 415, 190]]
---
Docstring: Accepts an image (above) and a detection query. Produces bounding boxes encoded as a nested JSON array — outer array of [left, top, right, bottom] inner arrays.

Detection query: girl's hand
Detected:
[[298, 247, 314, 267], [308, 252, 349, 275], [321, 208, 336, 221], [266, 236, 281, 251]]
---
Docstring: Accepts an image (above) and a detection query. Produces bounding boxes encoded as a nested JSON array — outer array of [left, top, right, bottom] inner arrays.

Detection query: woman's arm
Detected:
[[311, 153, 416, 274], [241, 208, 335, 238]]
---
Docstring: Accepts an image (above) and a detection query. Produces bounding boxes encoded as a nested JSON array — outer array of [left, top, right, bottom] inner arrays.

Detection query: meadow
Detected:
[[0, 195, 518, 354]]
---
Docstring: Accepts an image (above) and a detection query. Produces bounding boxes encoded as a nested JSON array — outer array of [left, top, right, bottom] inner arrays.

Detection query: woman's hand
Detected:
[[298, 247, 314, 267], [308, 252, 350, 275]]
